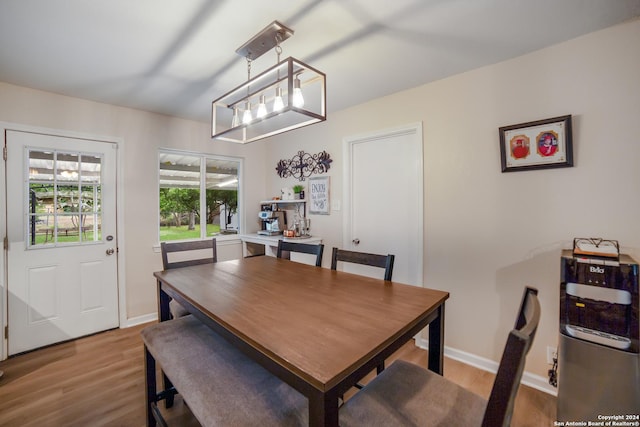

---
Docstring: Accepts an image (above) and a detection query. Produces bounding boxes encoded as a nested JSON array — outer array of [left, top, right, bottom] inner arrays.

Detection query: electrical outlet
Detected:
[[547, 346, 557, 364]]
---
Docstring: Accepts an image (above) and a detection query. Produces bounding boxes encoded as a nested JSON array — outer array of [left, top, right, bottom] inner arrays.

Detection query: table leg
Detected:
[[157, 279, 171, 322], [428, 303, 445, 375], [308, 391, 339, 427]]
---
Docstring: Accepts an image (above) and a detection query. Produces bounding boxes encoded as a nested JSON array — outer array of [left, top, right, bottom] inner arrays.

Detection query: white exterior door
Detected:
[[343, 123, 424, 286], [5, 130, 119, 355]]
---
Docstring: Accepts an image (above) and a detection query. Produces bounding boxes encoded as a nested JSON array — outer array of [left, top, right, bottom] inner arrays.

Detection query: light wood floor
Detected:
[[0, 322, 556, 426]]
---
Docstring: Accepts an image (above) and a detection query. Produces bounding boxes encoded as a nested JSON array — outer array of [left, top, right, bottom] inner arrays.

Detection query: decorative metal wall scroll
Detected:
[[276, 150, 332, 181]]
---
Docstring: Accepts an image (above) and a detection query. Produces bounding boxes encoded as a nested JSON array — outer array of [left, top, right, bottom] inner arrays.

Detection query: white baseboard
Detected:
[[415, 337, 557, 396], [122, 312, 157, 328]]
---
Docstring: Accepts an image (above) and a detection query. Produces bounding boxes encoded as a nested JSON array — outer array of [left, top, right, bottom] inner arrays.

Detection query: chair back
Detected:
[[482, 286, 540, 427], [161, 238, 217, 270], [330, 247, 395, 281], [277, 240, 324, 267]]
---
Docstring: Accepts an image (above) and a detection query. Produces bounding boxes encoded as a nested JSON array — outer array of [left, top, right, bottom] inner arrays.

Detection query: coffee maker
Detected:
[[258, 210, 286, 235]]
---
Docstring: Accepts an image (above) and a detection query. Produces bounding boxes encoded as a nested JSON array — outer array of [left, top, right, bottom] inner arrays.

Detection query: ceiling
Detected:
[[1, 0, 639, 124]]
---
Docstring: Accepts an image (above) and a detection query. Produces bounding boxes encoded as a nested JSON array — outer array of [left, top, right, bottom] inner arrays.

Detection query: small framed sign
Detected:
[[309, 176, 330, 215], [499, 115, 573, 172]]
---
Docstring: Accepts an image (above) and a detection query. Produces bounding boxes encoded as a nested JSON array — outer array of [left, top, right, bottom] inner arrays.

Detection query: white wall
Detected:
[[0, 83, 268, 322], [263, 19, 640, 386]]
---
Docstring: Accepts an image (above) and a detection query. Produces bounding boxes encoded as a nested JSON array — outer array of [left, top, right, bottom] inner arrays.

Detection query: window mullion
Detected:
[[200, 156, 207, 239], [53, 152, 59, 244]]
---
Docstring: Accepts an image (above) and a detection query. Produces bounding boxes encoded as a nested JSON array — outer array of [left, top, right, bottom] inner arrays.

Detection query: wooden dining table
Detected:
[[154, 255, 449, 427]]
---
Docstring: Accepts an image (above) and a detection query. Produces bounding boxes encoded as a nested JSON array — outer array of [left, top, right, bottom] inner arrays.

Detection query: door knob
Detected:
[[352, 238, 360, 245], [106, 248, 115, 255]]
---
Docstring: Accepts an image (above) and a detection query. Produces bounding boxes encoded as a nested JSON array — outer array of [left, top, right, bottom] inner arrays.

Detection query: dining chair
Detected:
[[276, 240, 324, 267], [160, 238, 217, 318], [331, 247, 395, 387], [330, 247, 395, 281], [340, 286, 541, 427]]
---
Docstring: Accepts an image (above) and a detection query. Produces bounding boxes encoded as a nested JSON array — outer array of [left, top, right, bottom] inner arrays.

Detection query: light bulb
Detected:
[[231, 107, 240, 127], [292, 77, 304, 108], [242, 101, 252, 124], [273, 87, 284, 112], [256, 95, 267, 118]]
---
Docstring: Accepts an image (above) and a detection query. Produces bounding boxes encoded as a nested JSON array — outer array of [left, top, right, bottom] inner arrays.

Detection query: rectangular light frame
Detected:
[[211, 57, 326, 144]]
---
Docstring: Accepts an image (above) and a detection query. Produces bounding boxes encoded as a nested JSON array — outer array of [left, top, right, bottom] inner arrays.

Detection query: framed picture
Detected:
[[309, 176, 330, 215], [499, 115, 573, 172]]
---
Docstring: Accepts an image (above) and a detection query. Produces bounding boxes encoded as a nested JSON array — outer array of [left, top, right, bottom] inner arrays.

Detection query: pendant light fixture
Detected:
[[256, 94, 268, 118], [292, 75, 304, 107], [273, 87, 285, 112], [241, 58, 253, 124], [211, 21, 326, 144], [231, 107, 240, 127]]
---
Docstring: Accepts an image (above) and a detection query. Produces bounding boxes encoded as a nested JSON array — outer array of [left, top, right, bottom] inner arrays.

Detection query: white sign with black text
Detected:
[[309, 176, 330, 215]]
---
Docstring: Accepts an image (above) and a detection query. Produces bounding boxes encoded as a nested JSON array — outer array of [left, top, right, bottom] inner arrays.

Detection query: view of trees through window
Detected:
[[159, 151, 240, 242], [28, 149, 103, 247]]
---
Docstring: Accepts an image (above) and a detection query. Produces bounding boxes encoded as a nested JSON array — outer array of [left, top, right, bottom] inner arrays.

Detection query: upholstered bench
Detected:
[[141, 315, 308, 426]]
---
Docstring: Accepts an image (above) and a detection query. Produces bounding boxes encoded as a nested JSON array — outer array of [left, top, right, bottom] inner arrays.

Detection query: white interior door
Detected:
[[5, 130, 119, 355], [344, 123, 423, 286]]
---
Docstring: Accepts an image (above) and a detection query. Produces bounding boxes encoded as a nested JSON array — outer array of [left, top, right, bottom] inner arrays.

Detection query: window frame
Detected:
[[157, 148, 243, 244], [26, 148, 105, 249]]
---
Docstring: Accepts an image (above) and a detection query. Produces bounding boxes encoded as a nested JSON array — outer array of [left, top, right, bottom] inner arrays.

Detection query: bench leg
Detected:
[[163, 373, 175, 408], [144, 345, 157, 427]]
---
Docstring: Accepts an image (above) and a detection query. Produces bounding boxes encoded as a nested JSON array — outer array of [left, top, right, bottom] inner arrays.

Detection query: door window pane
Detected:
[[28, 150, 103, 247]]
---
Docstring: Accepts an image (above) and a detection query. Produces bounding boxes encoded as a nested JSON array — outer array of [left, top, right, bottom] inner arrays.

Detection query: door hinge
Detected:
[[2, 145, 6, 161], [3, 236, 7, 250], [4, 326, 7, 340]]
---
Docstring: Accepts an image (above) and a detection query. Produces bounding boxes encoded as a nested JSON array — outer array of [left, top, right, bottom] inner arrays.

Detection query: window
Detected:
[[158, 150, 241, 242], [27, 149, 103, 247]]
